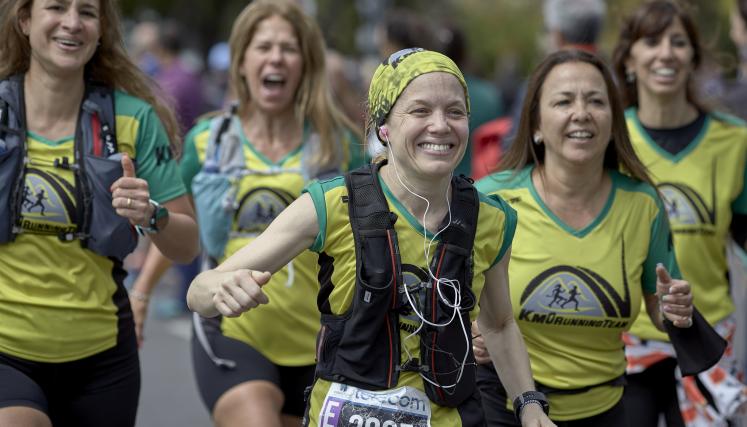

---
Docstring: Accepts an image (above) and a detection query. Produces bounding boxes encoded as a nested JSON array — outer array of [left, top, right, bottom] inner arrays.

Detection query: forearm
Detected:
[[479, 316, 536, 399], [131, 242, 175, 297], [150, 212, 199, 263]]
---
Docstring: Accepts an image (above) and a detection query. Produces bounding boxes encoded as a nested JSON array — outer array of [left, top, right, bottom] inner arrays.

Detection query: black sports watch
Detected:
[[136, 199, 169, 235], [513, 390, 550, 422]]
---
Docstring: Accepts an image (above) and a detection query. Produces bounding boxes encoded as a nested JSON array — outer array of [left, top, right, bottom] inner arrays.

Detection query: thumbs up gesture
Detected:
[[111, 154, 154, 227], [213, 269, 273, 317], [656, 264, 694, 328]]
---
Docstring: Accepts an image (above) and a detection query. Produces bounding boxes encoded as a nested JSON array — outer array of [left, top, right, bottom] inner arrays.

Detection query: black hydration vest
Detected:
[[0, 74, 137, 260], [314, 162, 480, 407]]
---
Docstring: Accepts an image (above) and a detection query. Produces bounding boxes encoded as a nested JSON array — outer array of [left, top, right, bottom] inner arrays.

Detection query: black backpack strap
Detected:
[[81, 81, 117, 157], [213, 103, 238, 149], [0, 75, 29, 241], [439, 174, 479, 257], [345, 162, 397, 232], [0, 75, 26, 138]]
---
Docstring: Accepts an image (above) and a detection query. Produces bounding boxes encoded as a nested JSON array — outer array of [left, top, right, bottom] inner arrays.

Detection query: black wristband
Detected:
[[513, 390, 549, 422]]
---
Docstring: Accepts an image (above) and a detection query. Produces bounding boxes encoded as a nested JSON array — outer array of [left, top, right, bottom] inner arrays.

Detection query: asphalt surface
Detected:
[[134, 282, 211, 427]]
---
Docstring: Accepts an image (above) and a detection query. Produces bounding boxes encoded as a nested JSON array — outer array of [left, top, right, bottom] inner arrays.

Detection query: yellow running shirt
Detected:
[[304, 174, 516, 427], [626, 109, 747, 341], [180, 117, 364, 366], [477, 166, 678, 420], [0, 91, 186, 362]]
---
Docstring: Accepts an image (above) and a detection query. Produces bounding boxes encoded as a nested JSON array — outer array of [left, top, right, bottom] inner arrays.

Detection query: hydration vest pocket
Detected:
[[0, 139, 22, 243], [83, 154, 137, 259], [191, 171, 233, 260], [420, 308, 476, 407], [316, 230, 400, 390], [420, 243, 477, 407]]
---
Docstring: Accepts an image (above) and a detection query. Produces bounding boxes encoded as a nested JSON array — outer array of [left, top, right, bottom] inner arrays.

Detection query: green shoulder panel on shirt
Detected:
[[712, 110, 747, 127], [483, 193, 517, 267], [610, 170, 660, 203], [710, 114, 747, 213], [180, 119, 212, 191], [114, 91, 186, 203], [475, 167, 531, 194], [611, 171, 680, 292], [304, 176, 346, 252]]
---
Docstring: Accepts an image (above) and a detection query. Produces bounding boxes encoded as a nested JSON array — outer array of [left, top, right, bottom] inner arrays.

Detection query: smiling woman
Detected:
[[187, 48, 556, 427], [124, 1, 365, 426], [474, 49, 696, 426], [612, 1, 747, 425], [0, 0, 199, 426]]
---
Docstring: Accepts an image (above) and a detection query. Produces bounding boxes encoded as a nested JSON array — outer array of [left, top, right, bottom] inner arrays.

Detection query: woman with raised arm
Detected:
[[189, 48, 555, 427], [129, 1, 364, 426], [612, 1, 747, 424], [0, 0, 199, 426], [474, 49, 694, 426]]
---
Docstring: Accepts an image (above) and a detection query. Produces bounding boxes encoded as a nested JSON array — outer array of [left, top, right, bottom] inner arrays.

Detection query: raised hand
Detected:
[[656, 263, 693, 328], [111, 154, 153, 226]]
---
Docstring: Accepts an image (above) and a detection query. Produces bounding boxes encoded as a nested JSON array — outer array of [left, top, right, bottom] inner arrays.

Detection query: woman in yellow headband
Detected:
[[188, 48, 555, 427]]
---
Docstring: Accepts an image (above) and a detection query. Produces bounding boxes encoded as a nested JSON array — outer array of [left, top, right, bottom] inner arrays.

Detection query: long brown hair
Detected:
[[500, 49, 654, 187], [228, 0, 361, 169], [611, 0, 703, 110], [0, 0, 183, 157]]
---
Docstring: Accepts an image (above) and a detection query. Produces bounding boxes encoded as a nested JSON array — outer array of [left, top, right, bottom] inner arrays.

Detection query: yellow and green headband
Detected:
[[368, 48, 470, 129]]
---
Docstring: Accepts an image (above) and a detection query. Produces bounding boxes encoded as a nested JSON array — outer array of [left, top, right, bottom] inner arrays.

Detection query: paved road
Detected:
[[134, 285, 211, 427]]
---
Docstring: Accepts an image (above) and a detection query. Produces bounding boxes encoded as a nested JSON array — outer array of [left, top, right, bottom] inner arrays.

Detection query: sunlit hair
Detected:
[[499, 49, 654, 187], [611, 0, 703, 110], [228, 0, 360, 169], [0, 0, 183, 157]]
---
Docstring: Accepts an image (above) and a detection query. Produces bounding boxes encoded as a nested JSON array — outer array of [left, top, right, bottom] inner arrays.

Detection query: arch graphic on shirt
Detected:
[[234, 187, 295, 234], [658, 160, 716, 227], [21, 168, 76, 225], [519, 241, 631, 319]]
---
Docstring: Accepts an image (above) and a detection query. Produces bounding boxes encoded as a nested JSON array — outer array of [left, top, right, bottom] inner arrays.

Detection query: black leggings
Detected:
[[0, 336, 140, 427], [476, 363, 628, 427], [623, 358, 685, 427], [191, 315, 316, 417]]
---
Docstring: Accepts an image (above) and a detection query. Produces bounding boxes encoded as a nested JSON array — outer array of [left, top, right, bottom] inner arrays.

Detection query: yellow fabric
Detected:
[[368, 48, 469, 128], [477, 167, 676, 420], [304, 173, 515, 426], [183, 119, 360, 366], [626, 110, 747, 341], [0, 91, 184, 362]]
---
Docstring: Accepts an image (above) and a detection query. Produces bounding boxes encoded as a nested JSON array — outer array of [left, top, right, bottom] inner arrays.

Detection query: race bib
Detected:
[[318, 382, 432, 427]]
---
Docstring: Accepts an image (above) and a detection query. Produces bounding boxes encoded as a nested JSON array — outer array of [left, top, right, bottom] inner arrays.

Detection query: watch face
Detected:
[[155, 205, 169, 220]]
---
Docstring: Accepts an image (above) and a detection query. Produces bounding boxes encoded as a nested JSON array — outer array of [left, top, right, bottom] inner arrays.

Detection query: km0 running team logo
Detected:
[[235, 187, 295, 235], [658, 164, 716, 230], [659, 182, 715, 227], [518, 246, 632, 329], [20, 168, 77, 234]]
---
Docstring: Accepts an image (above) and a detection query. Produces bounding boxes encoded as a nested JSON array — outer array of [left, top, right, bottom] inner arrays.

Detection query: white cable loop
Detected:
[[384, 134, 471, 391]]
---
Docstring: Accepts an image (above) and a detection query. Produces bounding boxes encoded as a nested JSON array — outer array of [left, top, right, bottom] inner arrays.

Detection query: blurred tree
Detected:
[[117, 0, 736, 81]]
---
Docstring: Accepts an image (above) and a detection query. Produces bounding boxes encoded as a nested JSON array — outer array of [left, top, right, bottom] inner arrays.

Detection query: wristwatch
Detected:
[[136, 199, 169, 235], [513, 390, 550, 422]]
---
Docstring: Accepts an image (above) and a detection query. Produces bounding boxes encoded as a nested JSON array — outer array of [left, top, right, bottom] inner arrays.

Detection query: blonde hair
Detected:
[[0, 0, 183, 158], [228, 0, 361, 169]]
